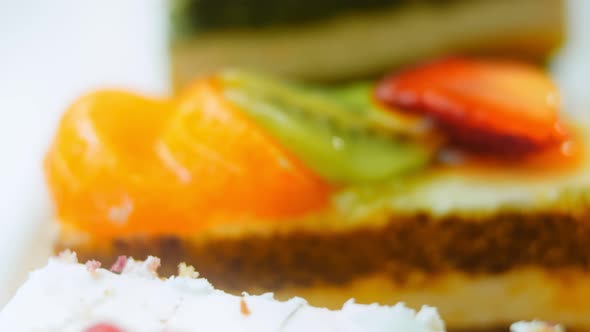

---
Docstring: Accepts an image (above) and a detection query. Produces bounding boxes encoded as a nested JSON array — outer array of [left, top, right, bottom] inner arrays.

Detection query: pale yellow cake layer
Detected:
[[269, 268, 590, 331]]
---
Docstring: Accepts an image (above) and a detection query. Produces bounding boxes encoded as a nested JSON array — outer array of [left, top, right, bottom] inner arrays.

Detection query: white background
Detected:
[[0, 0, 169, 304], [0, 0, 588, 306]]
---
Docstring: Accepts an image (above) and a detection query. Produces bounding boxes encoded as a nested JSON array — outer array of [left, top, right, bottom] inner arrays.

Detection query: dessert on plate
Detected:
[[45, 58, 590, 331], [0, 253, 563, 332], [170, 0, 564, 87]]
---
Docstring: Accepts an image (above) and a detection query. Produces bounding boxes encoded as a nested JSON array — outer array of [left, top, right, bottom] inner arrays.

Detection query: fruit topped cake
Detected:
[[45, 58, 590, 331], [170, 0, 565, 87]]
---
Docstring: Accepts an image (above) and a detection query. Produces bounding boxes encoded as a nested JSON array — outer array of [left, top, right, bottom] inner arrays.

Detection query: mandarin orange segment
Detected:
[[44, 90, 177, 236], [158, 79, 330, 228], [44, 80, 330, 237]]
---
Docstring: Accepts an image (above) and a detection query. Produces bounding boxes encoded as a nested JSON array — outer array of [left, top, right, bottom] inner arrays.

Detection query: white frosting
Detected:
[[511, 321, 565, 332], [0, 254, 445, 332]]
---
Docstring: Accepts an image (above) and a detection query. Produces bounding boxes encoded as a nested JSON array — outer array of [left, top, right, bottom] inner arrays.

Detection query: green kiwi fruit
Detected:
[[313, 82, 429, 136], [219, 70, 431, 184]]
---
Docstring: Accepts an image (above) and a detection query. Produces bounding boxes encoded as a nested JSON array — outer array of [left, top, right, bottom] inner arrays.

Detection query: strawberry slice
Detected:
[[375, 58, 566, 155]]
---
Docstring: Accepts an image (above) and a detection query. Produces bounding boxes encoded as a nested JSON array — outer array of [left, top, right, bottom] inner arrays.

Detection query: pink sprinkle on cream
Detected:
[[110, 256, 128, 273], [85, 260, 101, 273]]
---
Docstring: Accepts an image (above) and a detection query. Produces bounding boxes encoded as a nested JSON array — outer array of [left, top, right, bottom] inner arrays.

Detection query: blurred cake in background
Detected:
[[170, 0, 564, 88]]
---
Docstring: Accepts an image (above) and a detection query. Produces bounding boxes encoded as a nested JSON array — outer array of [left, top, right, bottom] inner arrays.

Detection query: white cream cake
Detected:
[[0, 252, 567, 332], [0, 251, 445, 332]]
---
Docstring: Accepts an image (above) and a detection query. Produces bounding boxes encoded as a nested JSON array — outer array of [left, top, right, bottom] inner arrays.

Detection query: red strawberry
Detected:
[[85, 323, 123, 332], [375, 58, 566, 155]]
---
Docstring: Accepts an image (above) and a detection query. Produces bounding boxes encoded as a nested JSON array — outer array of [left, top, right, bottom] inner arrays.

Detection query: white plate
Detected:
[[0, 0, 588, 308]]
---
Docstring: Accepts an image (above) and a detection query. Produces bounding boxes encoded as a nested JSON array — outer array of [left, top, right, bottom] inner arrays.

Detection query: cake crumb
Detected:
[[58, 250, 78, 264], [511, 321, 565, 332], [110, 256, 128, 273], [85, 260, 101, 273], [178, 262, 199, 278], [240, 298, 251, 316], [145, 256, 161, 274]]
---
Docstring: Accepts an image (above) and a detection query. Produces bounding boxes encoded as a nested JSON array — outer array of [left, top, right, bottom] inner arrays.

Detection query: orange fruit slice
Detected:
[[44, 79, 330, 237]]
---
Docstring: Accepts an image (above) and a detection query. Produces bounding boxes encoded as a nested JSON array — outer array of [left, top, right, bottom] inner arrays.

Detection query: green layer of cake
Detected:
[[171, 0, 458, 37]]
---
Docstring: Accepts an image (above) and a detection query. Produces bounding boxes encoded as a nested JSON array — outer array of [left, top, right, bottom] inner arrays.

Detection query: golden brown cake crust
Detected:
[[58, 209, 590, 292], [57, 233, 590, 331]]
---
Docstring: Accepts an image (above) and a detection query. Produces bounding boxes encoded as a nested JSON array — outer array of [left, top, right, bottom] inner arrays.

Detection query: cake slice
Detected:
[[170, 0, 564, 87], [0, 252, 445, 332], [0, 253, 565, 332], [45, 59, 590, 331]]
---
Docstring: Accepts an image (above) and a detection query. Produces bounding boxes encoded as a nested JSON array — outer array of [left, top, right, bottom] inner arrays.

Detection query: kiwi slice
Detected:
[[220, 71, 431, 184], [222, 70, 366, 131], [314, 82, 430, 137]]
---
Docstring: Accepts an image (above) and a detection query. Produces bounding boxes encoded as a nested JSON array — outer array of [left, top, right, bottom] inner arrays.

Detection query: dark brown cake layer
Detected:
[[61, 210, 590, 292]]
